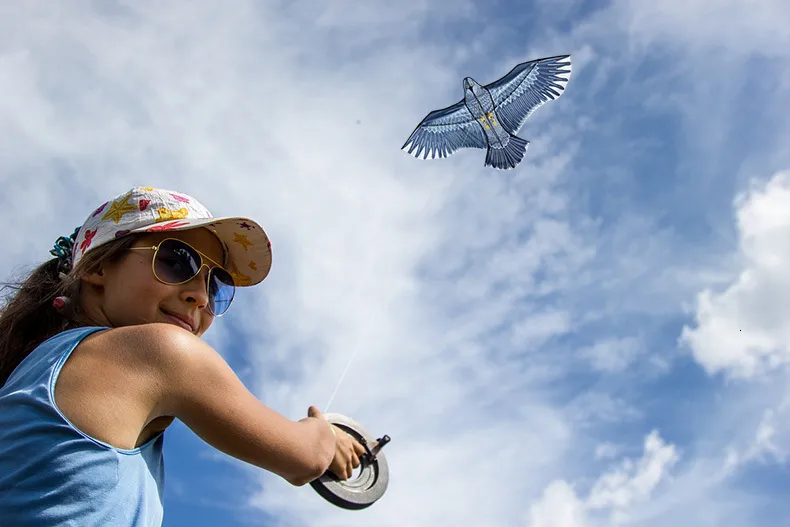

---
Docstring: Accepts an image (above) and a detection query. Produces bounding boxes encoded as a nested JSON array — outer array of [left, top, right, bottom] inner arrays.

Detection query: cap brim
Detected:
[[129, 217, 272, 287]]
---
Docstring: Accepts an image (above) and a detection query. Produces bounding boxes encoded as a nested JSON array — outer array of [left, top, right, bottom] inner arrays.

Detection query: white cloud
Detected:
[[586, 431, 679, 516], [595, 442, 621, 460], [613, 0, 790, 57], [748, 409, 787, 463], [527, 430, 679, 527], [724, 402, 790, 471], [567, 392, 642, 427], [578, 337, 643, 373], [527, 481, 588, 527], [680, 171, 790, 378]]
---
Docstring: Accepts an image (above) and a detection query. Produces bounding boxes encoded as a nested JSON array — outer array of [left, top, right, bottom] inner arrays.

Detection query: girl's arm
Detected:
[[109, 323, 336, 486]]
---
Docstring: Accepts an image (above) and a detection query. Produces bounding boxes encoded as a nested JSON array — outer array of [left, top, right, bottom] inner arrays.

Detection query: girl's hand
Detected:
[[307, 406, 366, 480]]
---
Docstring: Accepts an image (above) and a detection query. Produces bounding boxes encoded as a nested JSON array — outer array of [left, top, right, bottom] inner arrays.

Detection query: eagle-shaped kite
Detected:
[[402, 55, 571, 170]]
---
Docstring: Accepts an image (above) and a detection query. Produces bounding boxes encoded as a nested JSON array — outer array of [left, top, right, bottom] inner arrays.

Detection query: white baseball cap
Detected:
[[69, 186, 272, 286]]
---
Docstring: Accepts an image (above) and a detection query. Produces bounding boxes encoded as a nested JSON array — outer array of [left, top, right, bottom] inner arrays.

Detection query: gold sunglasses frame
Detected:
[[128, 238, 235, 317]]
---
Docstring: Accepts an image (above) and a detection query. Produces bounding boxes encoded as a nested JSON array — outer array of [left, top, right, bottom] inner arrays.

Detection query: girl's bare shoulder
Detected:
[[81, 323, 211, 370], [55, 323, 202, 449]]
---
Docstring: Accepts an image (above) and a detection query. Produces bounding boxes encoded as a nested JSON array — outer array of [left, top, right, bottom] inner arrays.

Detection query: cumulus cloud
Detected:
[[681, 171, 790, 378], [527, 480, 588, 527], [527, 430, 680, 527], [586, 431, 679, 517]]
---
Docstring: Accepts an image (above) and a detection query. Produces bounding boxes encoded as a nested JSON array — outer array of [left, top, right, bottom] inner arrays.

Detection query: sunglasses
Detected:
[[128, 238, 236, 317]]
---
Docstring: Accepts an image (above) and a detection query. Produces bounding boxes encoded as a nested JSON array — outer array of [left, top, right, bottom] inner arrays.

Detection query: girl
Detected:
[[0, 186, 365, 526]]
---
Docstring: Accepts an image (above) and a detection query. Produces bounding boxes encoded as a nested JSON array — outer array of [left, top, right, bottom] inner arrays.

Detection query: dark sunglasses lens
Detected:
[[208, 268, 235, 316], [154, 239, 202, 284]]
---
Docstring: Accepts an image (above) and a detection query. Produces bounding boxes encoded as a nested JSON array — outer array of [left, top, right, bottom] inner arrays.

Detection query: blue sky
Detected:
[[2, 1, 790, 526]]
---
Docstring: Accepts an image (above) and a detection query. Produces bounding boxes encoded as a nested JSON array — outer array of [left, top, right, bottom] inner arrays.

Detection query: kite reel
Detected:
[[309, 413, 391, 510]]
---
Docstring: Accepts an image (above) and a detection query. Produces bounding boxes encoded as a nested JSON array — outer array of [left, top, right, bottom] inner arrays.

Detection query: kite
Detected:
[[401, 55, 572, 170]]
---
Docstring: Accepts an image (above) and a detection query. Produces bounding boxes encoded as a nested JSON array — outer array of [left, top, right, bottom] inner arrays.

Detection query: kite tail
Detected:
[[485, 134, 529, 170]]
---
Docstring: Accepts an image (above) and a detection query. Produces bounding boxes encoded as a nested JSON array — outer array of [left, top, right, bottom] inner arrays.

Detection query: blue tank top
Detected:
[[0, 326, 165, 526]]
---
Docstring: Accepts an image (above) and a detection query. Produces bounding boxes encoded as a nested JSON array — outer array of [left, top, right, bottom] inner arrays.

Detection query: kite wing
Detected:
[[401, 99, 487, 160], [486, 55, 572, 134]]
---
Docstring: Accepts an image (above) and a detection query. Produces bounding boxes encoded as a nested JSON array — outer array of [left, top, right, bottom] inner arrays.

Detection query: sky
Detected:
[[1, 1, 790, 526]]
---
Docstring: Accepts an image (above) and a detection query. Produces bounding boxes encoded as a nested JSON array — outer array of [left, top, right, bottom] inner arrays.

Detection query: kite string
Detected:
[[323, 178, 448, 413], [324, 309, 379, 412]]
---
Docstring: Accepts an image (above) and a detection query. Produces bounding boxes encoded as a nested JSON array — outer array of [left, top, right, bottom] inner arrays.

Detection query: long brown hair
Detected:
[[0, 234, 140, 387]]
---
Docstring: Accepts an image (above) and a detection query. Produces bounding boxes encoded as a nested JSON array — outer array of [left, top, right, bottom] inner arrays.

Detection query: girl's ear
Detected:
[[80, 265, 107, 287]]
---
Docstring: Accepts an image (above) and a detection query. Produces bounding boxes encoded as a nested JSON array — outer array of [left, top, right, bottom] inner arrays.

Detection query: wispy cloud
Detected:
[[577, 337, 644, 374]]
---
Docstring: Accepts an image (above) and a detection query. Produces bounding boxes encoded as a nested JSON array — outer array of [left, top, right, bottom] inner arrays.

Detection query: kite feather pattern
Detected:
[[402, 55, 572, 170]]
